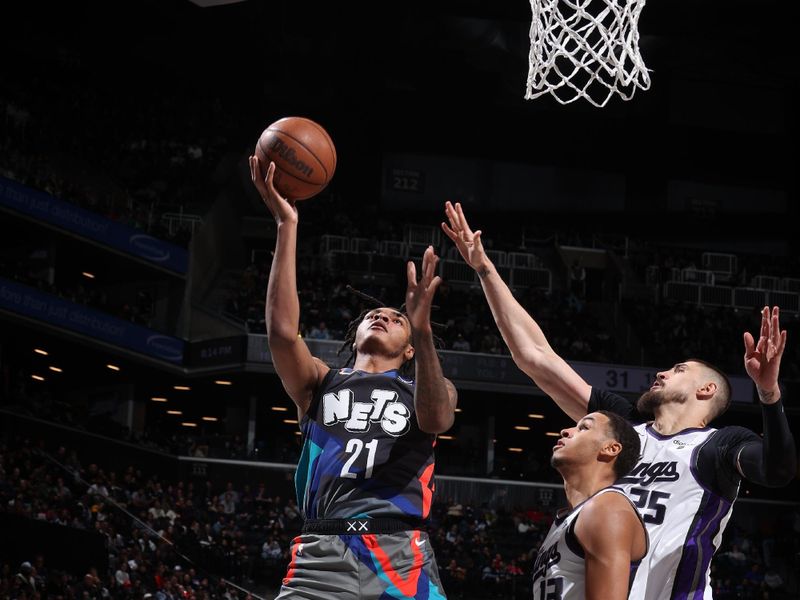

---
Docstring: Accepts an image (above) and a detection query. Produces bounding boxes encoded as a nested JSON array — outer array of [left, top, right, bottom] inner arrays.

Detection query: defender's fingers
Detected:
[[743, 331, 755, 355], [455, 203, 475, 235], [407, 260, 417, 287], [445, 201, 462, 232], [441, 222, 459, 242]]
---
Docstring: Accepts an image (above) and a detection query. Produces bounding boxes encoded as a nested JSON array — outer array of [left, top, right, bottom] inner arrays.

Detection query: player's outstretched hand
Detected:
[[743, 306, 787, 404], [405, 246, 441, 336], [441, 201, 489, 273], [250, 156, 298, 225]]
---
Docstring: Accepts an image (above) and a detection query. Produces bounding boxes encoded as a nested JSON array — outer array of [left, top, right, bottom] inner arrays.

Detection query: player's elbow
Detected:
[[418, 413, 455, 435], [512, 346, 552, 376], [267, 324, 301, 344]]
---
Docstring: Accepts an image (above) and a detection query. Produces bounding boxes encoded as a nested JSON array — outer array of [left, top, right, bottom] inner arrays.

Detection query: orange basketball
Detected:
[[255, 116, 337, 200]]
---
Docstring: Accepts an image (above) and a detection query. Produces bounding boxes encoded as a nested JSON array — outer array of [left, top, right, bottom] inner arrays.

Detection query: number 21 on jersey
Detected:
[[340, 438, 378, 479]]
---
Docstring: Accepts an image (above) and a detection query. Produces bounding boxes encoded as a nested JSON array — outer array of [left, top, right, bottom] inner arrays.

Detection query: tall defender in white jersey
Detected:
[[443, 202, 797, 600], [532, 411, 647, 600]]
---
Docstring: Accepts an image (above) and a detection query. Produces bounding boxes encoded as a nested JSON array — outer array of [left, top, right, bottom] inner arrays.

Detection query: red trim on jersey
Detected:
[[418, 462, 435, 519], [282, 537, 302, 586], [363, 531, 424, 596]]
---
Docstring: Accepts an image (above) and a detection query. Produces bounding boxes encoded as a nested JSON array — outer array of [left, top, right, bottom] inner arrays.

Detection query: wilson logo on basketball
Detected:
[[270, 138, 314, 177]]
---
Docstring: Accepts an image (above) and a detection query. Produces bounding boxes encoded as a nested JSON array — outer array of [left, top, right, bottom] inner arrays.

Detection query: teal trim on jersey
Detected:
[[367, 553, 410, 599], [295, 438, 323, 510], [427, 581, 447, 600]]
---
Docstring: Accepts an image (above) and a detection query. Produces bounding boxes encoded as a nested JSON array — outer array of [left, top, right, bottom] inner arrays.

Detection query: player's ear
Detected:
[[601, 439, 622, 460], [696, 381, 717, 400], [404, 344, 415, 362]]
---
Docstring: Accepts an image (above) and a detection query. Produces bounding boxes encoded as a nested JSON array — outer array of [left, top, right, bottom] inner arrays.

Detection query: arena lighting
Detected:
[[151, 397, 168, 402], [283, 419, 299, 424], [294, 431, 302, 436], [48, 366, 63, 373], [528, 413, 545, 419], [271, 406, 288, 412], [181, 422, 198, 427], [174, 385, 190, 391], [201, 416, 218, 422], [214, 380, 232, 386], [545, 432, 560, 437], [31, 374, 45, 381], [508, 447, 523, 452], [34, 348, 48, 356], [438, 435, 455, 440], [167, 410, 183, 415], [81, 271, 95, 279], [514, 425, 531, 431], [106, 364, 120, 371], [454, 408, 462, 413]]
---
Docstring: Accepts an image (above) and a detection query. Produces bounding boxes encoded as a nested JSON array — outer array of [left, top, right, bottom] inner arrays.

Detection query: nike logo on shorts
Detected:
[[414, 538, 425, 547]]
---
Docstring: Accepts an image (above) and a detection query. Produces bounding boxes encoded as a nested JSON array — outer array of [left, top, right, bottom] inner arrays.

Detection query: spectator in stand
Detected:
[[14, 562, 37, 596], [306, 320, 333, 340], [451, 334, 471, 352]]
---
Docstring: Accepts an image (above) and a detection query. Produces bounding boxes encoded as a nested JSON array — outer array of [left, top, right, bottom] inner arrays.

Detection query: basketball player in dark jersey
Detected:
[[251, 157, 456, 599], [442, 201, 796, 600]]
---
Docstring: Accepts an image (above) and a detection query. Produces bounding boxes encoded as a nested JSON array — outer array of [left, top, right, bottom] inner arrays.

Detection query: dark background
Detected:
[[2, 0, 799, 596], [2, 0, 799, 477]]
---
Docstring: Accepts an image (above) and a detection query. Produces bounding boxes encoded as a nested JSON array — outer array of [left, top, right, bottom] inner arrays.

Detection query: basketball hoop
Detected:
[[525, 0, 651, 107]]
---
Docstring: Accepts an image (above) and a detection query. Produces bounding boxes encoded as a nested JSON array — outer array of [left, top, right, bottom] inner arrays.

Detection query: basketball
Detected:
[[254, 116, 337, 201]]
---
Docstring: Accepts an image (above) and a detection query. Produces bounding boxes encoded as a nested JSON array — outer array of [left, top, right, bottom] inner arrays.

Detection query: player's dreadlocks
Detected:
[[336, 285, 445, 379]]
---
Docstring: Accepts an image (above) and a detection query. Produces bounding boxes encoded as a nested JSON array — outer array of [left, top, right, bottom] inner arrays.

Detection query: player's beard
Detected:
[[636, 388, 687, 418]]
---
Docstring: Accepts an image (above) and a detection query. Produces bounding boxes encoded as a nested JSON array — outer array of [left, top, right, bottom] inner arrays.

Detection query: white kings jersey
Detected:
[[532, 487, 647, 600], [590, 389, 762, 600]]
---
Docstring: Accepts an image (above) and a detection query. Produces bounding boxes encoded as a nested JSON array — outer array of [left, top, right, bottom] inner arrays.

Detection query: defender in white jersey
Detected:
[[443, 203, 797, 600], [532, 411, 647, 600]]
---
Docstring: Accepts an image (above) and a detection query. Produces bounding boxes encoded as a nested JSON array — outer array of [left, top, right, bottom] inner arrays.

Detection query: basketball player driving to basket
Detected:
[[442, 201, 796, 600], [250, 156, 457, 599]]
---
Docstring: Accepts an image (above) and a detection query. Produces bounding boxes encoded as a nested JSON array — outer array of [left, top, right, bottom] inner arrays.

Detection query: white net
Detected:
[[525, 0, 651, 107]]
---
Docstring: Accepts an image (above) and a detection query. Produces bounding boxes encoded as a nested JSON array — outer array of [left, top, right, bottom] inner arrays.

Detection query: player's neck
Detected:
[[353, 352, 404, 374], [652, 403, 708, 436], [561, 467, 615, 510]]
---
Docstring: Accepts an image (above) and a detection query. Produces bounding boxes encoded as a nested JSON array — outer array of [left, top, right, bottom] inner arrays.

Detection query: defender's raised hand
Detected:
[[405, 246, 442, 336], [744, 306, 787, 404], [249, 156, 298, 225], [441, 201, 489, 273]]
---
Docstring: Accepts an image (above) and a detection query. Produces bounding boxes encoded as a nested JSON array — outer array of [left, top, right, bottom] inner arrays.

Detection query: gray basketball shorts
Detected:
[[275, 530, 447, 599]]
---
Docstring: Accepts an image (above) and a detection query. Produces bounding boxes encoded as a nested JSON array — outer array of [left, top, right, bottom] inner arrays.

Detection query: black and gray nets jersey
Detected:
[[294, 368, 437, 521]]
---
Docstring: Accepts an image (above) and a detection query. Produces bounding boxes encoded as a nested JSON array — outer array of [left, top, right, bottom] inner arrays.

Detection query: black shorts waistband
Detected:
[[302, 518, 424, 535]]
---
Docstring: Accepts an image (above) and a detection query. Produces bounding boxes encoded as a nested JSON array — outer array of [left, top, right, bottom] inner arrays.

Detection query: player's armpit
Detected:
[[271, 342, 330, 418]]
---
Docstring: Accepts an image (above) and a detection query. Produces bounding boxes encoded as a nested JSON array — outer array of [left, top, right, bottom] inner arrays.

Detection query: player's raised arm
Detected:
[[405, 246, 457, 433], [250, 157, 328, 417], [737, 306, 797, 486], [442, 201, 591, 421]]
